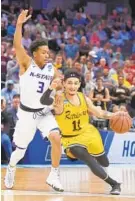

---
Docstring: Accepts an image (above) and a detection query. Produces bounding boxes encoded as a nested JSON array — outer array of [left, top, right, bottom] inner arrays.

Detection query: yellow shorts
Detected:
[[61, 124, 104, 159]]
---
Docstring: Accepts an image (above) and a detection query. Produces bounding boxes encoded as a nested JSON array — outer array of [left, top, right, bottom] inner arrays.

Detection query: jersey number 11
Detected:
[[72, 120, 81, 131]]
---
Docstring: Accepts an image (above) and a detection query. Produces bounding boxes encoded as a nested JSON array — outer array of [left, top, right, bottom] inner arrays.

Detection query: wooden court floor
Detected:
[[1, 165, 135, 201]]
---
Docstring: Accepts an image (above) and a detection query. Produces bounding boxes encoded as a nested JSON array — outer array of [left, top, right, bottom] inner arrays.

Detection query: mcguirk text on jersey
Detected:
[[30, 72, 53, 80]]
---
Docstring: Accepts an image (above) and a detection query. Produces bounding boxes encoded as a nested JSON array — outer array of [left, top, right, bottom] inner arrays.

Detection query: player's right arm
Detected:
[[14, 10, 31, 75], [85, 96, 125, 119]]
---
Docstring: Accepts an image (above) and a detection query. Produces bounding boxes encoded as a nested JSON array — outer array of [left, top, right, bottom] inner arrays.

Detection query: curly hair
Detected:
[[29, 39, 48, 55]]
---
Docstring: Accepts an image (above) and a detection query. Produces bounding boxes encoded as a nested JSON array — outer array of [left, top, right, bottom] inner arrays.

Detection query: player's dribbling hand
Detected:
[[17, 10, 31, 25], [111, 111, 130, 119]]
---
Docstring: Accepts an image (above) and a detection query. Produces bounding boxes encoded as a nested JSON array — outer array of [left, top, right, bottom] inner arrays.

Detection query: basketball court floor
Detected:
[[1, 165, 135, 201]]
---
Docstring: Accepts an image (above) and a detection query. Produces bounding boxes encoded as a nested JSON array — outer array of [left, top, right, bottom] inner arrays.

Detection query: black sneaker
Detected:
[[110, 183, 121, 195]]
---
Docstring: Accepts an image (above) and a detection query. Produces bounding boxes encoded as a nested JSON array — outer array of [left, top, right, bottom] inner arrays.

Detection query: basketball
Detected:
[[110, 112, 132, 134]]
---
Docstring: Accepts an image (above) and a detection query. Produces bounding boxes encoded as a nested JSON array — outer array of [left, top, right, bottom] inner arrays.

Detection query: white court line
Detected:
[[1, 190, 135, 199], [1, 164, 135, 168]]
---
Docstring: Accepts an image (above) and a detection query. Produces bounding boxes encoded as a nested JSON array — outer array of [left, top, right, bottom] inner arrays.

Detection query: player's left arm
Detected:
[[85, 96, 114, 119], [53, 92, 64, 115]]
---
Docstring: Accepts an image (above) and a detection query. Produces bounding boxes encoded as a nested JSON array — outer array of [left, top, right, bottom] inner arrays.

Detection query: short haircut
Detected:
[[13, 94, 20, 99], [96, 76, 103, 82], [29, 39, 48, 55], [118, 75, 124, 79]]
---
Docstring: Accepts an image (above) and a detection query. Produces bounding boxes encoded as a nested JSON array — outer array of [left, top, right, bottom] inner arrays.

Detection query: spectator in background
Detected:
[[76, 29, 85, 42], [130, 26, 135, 40], [89, 77, 110, 110], [102, 68, 116, 90], [110, 31, 124, 46], [96, 43, 111, 64], [109, 60, 119, 76], [1, 80, 17, 109], [1, 21, 7, 37], [132, 41, 135, 53], [78, 7, 87, 19], [113, 52, 124, 67], [86, 61, 94, 79], [110, 75, 130, 106], [7, 94, 20, 140], [1, 13, 8, 27], [83, 71, 96, 96], [92, 41, 103, 54], [63, 37, 79, 64], [52, 7, 66, 26], [50, 25, 61, 41], [97, 24, 108, 42], [79, 36, 90, 56], [7, 20, 16, 38], [88, 50, 98, 64], [6, 48, 20, 93], [110, 9, 119, 22], [127, 87, 135, 118], [53, 54, 63, 72], [49, 50, 56, 62], [35, 18, 48, 39], [111, 68, 131, 88], [80, 55, 87, 74], [22, 31, 32, 49], [125, 19, 132, 32], [119, 28, 130, 41], [114, 47, 124, 60], [1, 97, 12, 163], [90, 31, 100, 46], [63, 26, 73, 42], [1, 45, 10, 88], [63, 58, 73, 72], [93, 58, 108, 79], [38, 9, 51, 24], [73, 12, 86, 27], [73, 62, 86, 92]]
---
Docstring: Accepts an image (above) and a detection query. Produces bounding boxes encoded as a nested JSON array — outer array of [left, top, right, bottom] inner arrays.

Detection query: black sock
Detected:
[[105, 176, 118, 186]]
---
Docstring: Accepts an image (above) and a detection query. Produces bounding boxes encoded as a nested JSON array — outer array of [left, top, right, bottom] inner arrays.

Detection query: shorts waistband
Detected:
[[62, 134, 80, 138], [20, 103, 44, 112]]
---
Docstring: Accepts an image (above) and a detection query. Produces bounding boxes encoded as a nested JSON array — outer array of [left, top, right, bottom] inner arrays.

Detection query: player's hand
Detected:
[[17, 10, 31, 25], [111, 111, 128, 118], [55, 92, 63, 106], [50, 78, 62, 90]]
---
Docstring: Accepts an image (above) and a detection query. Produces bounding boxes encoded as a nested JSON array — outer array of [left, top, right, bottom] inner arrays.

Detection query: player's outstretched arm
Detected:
[[14, 10, 31, 74], [40, 78, 63, 105], [53, 92, 64, 115], [85, 96, 114, 119]]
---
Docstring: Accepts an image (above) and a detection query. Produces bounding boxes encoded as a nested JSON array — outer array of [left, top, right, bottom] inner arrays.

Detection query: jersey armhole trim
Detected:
[[19, 58, 33, 77]]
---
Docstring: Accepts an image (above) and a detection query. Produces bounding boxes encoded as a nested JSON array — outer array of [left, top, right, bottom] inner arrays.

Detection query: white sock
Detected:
[[9, 148, 26, 167], [51, 166, 59, 172]]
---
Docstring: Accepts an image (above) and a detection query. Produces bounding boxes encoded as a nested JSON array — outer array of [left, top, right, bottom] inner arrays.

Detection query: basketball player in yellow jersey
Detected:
[[40, 69, 123, 195]]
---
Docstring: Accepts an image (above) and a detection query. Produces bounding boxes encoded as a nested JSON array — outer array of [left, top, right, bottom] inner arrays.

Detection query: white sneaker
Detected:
[[46, 169, 64, 192], [4, 165, 16, 189]]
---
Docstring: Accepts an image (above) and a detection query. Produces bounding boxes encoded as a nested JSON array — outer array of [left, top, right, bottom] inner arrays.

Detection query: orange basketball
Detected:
[[110, 112, 132, 134]]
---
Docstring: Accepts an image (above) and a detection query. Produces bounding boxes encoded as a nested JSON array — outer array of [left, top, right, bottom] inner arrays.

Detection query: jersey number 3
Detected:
[[72, 120, 81, 131], [37, 81, 44, 93]]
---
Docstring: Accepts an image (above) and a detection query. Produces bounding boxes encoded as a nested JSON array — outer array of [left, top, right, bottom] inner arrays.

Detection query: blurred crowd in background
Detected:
[[1, 2, 135, 163]]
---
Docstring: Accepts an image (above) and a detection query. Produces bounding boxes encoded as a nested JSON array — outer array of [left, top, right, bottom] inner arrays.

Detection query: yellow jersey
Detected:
[[54, 63, 62, 69], [55, 92, 89, 136]]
